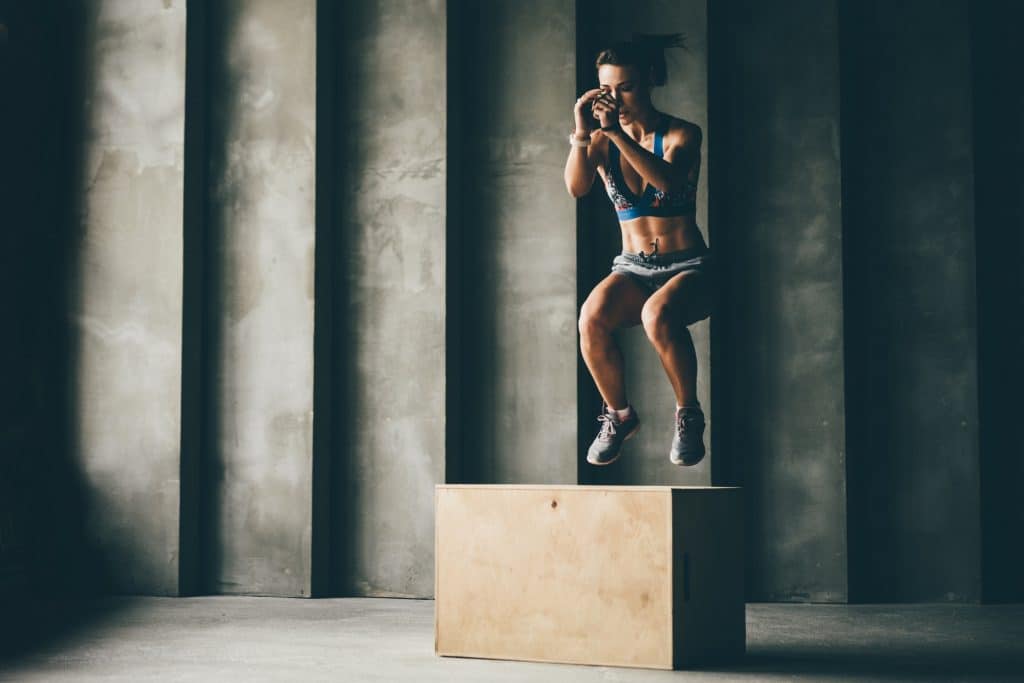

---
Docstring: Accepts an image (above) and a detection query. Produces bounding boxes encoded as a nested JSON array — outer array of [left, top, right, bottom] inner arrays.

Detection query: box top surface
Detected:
[[436, 484, 741, 491]]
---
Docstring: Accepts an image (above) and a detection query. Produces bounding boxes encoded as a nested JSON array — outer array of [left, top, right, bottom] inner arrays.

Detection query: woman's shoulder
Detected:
[[661, 114, 702, 147]]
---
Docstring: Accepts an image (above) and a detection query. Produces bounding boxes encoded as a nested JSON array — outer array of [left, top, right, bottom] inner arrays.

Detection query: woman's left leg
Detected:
[[639, 270, 711, 406]]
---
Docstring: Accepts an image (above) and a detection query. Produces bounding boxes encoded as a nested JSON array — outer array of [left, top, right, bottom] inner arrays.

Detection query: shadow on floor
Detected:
[[671, 635, 1021, 681], [731, 648, 1024, 680], [0, 598, 133, 666]]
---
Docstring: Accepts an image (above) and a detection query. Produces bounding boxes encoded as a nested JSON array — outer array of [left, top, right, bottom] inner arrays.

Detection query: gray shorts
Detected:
[[610, 246, 712, 295]]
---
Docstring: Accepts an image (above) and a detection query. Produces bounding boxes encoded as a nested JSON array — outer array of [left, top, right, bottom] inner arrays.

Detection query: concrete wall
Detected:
[[841, 0, 981, 602], [329, 0, 447, 598], [204, 0, 317, 596], [578, 0, 710, 485], [452, 0, 577, 485], [712, 0, 849, 601], [7, 0, 1019, 605], [69, 0, 188, 595]]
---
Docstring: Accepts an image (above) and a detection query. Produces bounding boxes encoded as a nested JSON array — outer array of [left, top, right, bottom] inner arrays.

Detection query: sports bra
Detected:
[[602, 116, 697, 221]]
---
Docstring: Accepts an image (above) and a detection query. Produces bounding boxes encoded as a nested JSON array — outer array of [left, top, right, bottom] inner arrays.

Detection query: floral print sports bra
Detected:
[[603, 116, 697, 221]]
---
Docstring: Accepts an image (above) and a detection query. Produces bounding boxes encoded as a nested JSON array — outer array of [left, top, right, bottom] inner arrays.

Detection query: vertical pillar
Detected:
[[842, 0, 980, 602], [971, 0, 1024, 604], [454, 0, 578, 485], [714, 0, 848, 601], [72, 0, 188, 594], [205, 0, 318, 596], [330, 0, 448, 597]]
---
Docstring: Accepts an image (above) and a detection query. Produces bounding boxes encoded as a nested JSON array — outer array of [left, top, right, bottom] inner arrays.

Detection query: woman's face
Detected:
[[597, 63, 652, 125]]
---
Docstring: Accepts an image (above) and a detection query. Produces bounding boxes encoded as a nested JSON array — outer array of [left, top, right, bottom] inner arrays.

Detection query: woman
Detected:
[[564, 33, 711, 467]]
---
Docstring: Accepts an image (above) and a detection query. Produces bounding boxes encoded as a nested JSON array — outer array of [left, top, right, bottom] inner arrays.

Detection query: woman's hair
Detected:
[[595, 33, 688, 87]]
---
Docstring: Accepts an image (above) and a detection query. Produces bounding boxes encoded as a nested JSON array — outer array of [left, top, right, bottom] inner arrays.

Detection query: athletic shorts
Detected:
[[610, 246, 712, 295]]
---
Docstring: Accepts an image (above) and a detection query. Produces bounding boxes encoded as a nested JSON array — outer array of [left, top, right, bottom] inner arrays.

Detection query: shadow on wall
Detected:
[[970, 0, 1024, 605], [0, 0, 123, 662], [195, 0, 233, 598], [324, 0, 384, 597], [574, 14, 639, 486]]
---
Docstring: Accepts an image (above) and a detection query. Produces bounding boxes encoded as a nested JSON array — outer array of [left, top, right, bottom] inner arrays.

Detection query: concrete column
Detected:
[[578, 0, 710, 485], [842, 0, 980, 602], [713, 0, 848, 601], [329, 0, 447, 597], [452, 0, 578, 485], [71, 0, 188, 594], [205, 0, 317, 596]]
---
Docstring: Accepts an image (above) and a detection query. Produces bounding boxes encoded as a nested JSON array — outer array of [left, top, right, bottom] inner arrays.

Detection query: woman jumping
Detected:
[[564, 33, 711, 467]]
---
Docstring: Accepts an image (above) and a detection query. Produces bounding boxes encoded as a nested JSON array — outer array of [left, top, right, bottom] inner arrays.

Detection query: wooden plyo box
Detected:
[[435, 485, 744, 670]]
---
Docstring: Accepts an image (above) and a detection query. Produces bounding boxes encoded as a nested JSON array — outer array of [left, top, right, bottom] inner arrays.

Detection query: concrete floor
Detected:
[[0, 598, 1021, 682]]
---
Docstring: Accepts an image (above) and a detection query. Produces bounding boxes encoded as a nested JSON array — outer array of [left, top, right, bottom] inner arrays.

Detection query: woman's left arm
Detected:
[[604, 124, 701, 193]]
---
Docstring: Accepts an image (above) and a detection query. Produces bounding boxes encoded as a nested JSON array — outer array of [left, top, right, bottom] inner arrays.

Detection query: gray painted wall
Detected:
[[713, 0, 849, 601], [330, 0, 447, 598], [205, 0, 317, 596], [71, 0, 187, 595], [842, 0, 981, 602], [578, 0, 711, 485], [453, 0, 578, 485]]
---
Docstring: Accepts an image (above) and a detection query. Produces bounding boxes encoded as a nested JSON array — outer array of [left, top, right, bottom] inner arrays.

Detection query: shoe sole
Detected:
[[586, 422, 641, 466], [670, 447, 705, 467]]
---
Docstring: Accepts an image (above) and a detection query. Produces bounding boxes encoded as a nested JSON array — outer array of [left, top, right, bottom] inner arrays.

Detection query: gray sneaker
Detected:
[[670, 405, 706, 466], [586, 404, 640, 466]]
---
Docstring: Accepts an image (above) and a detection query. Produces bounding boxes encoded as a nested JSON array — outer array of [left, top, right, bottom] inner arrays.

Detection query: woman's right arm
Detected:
[[564, 136, 598, 198], [564, 88, 605, 198]]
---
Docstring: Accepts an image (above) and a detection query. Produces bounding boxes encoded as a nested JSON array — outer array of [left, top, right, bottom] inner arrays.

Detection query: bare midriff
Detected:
[[619, 213, 705, 254]]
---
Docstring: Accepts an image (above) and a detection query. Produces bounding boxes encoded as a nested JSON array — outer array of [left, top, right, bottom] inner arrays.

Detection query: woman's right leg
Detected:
[[578, 272, 649, 409]]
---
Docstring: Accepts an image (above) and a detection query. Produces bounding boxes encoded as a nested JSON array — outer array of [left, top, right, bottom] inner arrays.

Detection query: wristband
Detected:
[[568, 133, 591, 147], [600, 122, 620, 132]]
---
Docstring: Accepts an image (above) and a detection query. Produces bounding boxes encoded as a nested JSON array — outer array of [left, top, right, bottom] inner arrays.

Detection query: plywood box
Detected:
[[435, 485, 744, 670]]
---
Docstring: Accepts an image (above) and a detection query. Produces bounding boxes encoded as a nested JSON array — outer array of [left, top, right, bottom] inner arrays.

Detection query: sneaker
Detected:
[[586, 404, 640, 466], [670, 404, 705, 466]]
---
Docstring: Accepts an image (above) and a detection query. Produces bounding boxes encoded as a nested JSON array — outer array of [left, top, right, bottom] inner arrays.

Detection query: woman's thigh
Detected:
[[644, 269, 712, 328], [581, 272, 650, 330]]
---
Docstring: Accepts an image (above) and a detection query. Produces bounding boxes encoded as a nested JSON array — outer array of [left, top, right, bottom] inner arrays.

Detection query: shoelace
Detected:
[[676, 410, 702, 438], [596, 413, 619, 441]]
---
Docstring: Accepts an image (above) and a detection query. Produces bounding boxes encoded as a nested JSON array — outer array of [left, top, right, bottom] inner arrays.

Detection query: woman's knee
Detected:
[[578, 299, 613, 341], [641, 298, 674, 345]]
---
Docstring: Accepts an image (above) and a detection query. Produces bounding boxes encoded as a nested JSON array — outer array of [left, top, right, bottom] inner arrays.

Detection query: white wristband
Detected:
[[569, 133, 591, 147]]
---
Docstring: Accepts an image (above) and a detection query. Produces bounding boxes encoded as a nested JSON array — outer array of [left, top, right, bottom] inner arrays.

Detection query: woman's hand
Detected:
[[589, 88, 620, 130], [573, 87, 615, 136]]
